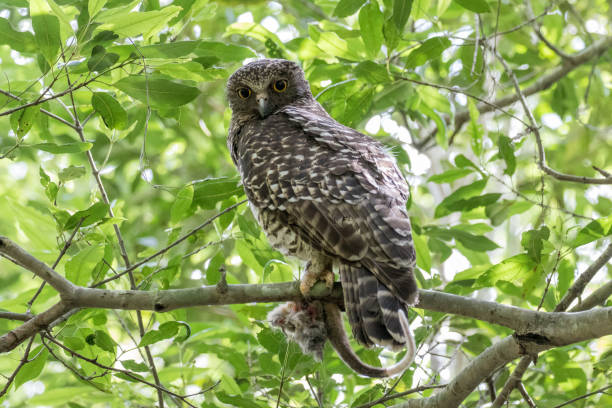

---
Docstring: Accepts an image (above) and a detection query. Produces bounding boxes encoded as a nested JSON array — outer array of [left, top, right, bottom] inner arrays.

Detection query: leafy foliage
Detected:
[[0, 0, 611, 407]]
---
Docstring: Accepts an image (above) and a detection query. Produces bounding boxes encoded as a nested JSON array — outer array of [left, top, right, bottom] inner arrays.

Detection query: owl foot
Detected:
[[300, 255, 334, 298]]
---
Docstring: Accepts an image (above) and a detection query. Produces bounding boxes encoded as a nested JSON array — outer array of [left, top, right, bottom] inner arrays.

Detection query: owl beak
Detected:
[[256, 94, 269, 118]]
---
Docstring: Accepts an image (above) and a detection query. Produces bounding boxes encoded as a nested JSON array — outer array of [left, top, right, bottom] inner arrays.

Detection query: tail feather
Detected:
[[339, 263, 413, 350], [339, 265, 372, 346]]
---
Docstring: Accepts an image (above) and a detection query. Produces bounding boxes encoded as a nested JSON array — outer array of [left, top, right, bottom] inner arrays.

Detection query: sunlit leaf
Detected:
[[65, 245, 105, 286], [114, 76, 200, 108], [92, 92, 128, 130], [15, 346, 49, 389], [434, 178, 487, 217], [570, 215, 612, 248], [359, 2, 384, 58], [97, 5, 181, 40], [170, 184, 194, 223], [454, 0, 491, 13]]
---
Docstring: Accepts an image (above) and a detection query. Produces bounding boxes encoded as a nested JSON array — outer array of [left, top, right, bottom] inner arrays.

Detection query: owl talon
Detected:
[[301, 257, 334, 298]]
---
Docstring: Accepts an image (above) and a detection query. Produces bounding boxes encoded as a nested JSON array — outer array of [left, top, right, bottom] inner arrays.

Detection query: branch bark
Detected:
[[2, 235, 612, 352]]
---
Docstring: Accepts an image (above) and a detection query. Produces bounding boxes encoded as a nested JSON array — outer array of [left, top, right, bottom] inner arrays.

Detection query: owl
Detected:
[[226, 59, 418, 373]]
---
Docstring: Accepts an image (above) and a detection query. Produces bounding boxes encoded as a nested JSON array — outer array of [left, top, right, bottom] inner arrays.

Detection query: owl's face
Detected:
[[226, 59, 311, 119]]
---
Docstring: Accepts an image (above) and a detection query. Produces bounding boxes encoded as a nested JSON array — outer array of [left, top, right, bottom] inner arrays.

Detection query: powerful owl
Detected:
[[226, 59, 418, 376]]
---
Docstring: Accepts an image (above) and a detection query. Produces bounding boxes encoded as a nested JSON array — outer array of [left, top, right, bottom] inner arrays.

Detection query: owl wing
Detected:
[[260, 103, 417, 304]]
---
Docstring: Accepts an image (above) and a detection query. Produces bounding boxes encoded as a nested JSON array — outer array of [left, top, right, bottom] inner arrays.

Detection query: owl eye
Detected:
[[273, 79, 288, 93], [237, 88, 251, 99]]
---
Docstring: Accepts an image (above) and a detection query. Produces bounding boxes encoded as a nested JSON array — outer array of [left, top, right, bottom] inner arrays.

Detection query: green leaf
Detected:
[[334, 0, 367, 17], [476, 254, 541, 290], [121, 360, 149, 372], [454, 154, 480, 170], [29, 387, 103, 405], [87, 45, 119, 72], [454, 0, 491, 13], [92, 92, 128, 130], [195, 41, 257, 62], [205, 251, 225, 285], [216, 391, 262, 408], [497, 135, 516, 175], [109, 41, 199, 59], [97, 5, 181, 40], [340, 87, 375, 126], [434, 178, 487, 218], [0, 17, 36, 53], [31, 13, 60, 64], [140, 321, 191, 347], [309, 26, 360, 61], [156, 63, 227, 82], [428, 168, 473, 184], [570, 215, 612, 248], [64, 202, 110, 230], [88, 0, 107, 18], [65, 245, 105, 285], [419, 102, 447, 148], [170, 184, 194, 223], [94, 330, 116, 353], [63, 336, 85, 351], [486, 199, 533, 226], [426, 226, 499, 251], [445, 193, 501, 212], [257, 327, 285, 354], [193, 177, 243, 209], [58, 165, 86, 182], [359, 2, 384, 58], [354, 61, 390, 84], [10, 106, 40, 138], [551, 77, 578, 117], [392, 0, 413, 31], [521, 226, 550, 263], [28, 142, 93, 154], [114, 77, 200, 108], [413, 232, 431, 272], [383, 18, 400, 51], [15, 346, 49, 389], [405, 37, 451, 69], [468, 99, 483, 156]]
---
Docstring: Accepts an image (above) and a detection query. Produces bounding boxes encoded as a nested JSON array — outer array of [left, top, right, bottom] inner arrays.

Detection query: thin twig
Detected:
[[517, 381, 537, 408], [59, 44, 165, 408], [93, 200, 246, 287], [355, 384, 447, 408], [42, 334, 198, 408], [553, 384, 612, 408], [491, 45, 612, 185], [27, 218, 84, 312], [0, 336, 36, 397], [305, 375, 323, 408]]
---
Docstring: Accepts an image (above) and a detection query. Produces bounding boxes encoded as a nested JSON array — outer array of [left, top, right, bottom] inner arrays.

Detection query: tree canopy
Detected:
[[0, 0, 611, 407]]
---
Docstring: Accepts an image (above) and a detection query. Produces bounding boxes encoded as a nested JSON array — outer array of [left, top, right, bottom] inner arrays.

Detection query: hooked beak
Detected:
[[256, 93, 269, 118]]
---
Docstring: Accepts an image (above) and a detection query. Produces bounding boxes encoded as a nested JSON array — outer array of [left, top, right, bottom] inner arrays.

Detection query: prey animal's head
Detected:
[[226, 59, 312, 119]]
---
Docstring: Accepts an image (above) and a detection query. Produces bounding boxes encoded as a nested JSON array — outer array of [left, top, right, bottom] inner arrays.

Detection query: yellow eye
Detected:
[[273, 79, 288, 93], [237, 88, 251, 99]]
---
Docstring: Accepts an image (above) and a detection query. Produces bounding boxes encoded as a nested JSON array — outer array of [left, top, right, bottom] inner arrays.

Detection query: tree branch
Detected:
[[2, 234, 612, 354], [491, 241, 612, 406], [492, 43, 612, 184], [416, 36, 612, 149]]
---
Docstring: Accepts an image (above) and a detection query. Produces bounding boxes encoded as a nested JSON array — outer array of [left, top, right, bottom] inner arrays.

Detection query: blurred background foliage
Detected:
[[0, 0, 611, 406]]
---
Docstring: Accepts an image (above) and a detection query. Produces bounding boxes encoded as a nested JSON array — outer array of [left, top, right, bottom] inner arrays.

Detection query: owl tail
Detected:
[[339, 264, 413, 351]]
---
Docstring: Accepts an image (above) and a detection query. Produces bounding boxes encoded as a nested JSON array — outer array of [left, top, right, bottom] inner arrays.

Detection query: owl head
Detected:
[[226, 59, 312, 118]]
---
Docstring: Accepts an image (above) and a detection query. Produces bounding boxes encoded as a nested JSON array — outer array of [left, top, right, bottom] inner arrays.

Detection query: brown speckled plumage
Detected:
[[227, 59, 418, 351]]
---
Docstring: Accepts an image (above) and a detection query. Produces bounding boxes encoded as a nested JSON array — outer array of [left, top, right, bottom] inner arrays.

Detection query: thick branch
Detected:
[[555, 242, 612, 311], [390, 305, 612, 408], [0, 237, 75, 296]]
